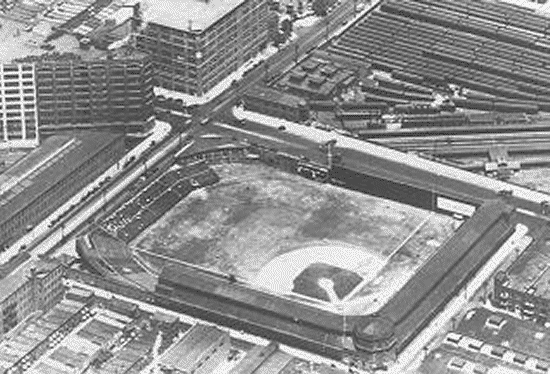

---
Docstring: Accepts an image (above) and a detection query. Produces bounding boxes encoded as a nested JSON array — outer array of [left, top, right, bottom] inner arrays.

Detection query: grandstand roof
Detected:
[[143, 0, 245, 32], [0, 132, 123, 228], [160, 324, 227, 371]]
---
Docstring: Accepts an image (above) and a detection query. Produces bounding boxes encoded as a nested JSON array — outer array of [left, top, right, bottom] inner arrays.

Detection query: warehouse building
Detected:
[[0, 63, 39, 149], [0, 131, 125, 251], [35, 57, 155, 132], [136, 0, 269, 96], [159, 324, 230, 374], [276, 57, 355, 100], [242, 85, 310, 122], [0, 257, 68, 337]]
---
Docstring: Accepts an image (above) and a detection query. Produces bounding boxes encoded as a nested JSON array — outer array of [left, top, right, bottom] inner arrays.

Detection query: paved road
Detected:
[[227, 110, 550, 219], [197, 0, 362, 120]]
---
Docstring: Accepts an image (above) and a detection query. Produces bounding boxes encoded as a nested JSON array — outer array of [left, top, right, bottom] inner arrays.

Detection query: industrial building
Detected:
[[275, 57, 355, 101], [159, 324, 230, 374], [493, 265, 550, 324], [0, 257, 68, 337], [35, 57, 155, 132], [0, 63, 39, 149], [0, 131, 125, 252], [136, 0, 269, 96], [242, 85, 310, 122], [419, 307, 550, 374]]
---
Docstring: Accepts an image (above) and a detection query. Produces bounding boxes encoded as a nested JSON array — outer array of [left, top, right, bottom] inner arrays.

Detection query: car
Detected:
[[498, 189, 513, 197], [278, 125, 286, 131], [40, 43, 55, 51]]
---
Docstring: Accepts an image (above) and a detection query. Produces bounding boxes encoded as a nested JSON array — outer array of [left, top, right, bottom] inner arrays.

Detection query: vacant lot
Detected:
[[134, 163, 456, 312]]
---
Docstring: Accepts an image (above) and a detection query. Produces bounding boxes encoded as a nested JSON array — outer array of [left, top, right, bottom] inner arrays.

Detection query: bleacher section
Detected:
[[327, 0, 550, 112], [101, 161, 220, 243]]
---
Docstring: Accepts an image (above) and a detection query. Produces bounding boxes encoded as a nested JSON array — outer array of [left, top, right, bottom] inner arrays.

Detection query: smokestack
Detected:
[[188, 19, 193, 31]]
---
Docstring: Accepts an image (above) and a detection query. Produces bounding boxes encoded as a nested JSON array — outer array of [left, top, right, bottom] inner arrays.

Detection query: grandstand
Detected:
[[326, 0, 550, 113], [100, 161, 220, 243]]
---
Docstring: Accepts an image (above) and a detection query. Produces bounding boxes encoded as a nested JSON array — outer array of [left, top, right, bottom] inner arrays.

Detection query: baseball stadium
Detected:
[[76, 127, 517, 366]]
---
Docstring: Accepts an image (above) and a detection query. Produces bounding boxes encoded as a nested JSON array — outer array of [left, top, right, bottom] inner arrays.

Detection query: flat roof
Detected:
[[244, 85, 307, 108], [455, 307, 550, 362], [144, 0, 245, 31], [0, 258, 60, 302], [504, 226, 550, 299], [160, 324, 227, 371], [0, 132, 123, 229]]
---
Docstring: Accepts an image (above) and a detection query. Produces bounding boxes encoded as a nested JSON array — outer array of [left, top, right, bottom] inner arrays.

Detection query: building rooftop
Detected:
[[143, 0, 245, 32], [277, 57, 354, 100], [160, 324, 227, 371], [0, 257, 61, 302], [0, 132, 123, 230], [244, 85, 307, 108], [503, 226, 550, 299], [455, 307, 550, 362]]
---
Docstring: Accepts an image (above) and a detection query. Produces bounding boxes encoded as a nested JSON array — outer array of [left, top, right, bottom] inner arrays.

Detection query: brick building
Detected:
[[242, 85, 309, 122], [0, 257, 68, 337], [136, 0, 269, 96], [0, 132, 125, 251]]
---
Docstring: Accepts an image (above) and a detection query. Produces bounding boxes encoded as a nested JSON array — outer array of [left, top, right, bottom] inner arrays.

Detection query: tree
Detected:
[[281, 18, 293, 38], [297, 0, 304, 14], [312, 0, 328, 16]]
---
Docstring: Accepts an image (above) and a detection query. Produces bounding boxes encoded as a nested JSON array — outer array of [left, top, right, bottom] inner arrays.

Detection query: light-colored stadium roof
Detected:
[[143, 0, 245, 31]]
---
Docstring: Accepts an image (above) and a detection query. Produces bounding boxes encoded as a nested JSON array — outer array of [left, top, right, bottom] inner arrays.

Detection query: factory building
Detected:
[[136, 0, 269, 96], [0, 257, 68, 337], [35, 57, 155, 132], [0, 132, 125, 251], [0, 63, 39, 149], [159, 324, 230, 374], [242, 85, 310, 122]]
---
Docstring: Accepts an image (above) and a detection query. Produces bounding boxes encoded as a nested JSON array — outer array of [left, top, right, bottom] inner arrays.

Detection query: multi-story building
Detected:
[[0, 257, 69, 336], [136, 0, 269, 96], [35, 57, 155, 132], [0, 131, 125, 251], [492, 227, 550, 325], [242, 85, 309, 122], [0, 63, 39, 149]]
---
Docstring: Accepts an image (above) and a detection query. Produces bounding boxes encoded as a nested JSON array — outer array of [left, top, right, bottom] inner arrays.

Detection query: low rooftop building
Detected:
[[159, 324, 230, 374]]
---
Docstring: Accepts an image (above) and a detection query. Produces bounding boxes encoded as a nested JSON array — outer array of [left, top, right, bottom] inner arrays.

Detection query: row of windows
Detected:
[[2, 96, 34, 102], [2, 80, 33, 88], [2, 65, 32, 73]]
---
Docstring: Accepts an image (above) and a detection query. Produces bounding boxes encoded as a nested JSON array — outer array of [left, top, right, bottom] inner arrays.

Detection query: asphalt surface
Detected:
[[195, 0, 361, 122]]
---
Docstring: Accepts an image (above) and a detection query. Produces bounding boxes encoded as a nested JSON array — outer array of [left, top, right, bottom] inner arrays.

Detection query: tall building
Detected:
[[136, 0, 269, 96], [35, 57, 155, 132], [0, 257, 68, 336], [0, 63, 39, 149]]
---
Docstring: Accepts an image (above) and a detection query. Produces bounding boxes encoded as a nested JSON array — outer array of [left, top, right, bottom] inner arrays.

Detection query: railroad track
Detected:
[[373, 131, 550, 156]]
